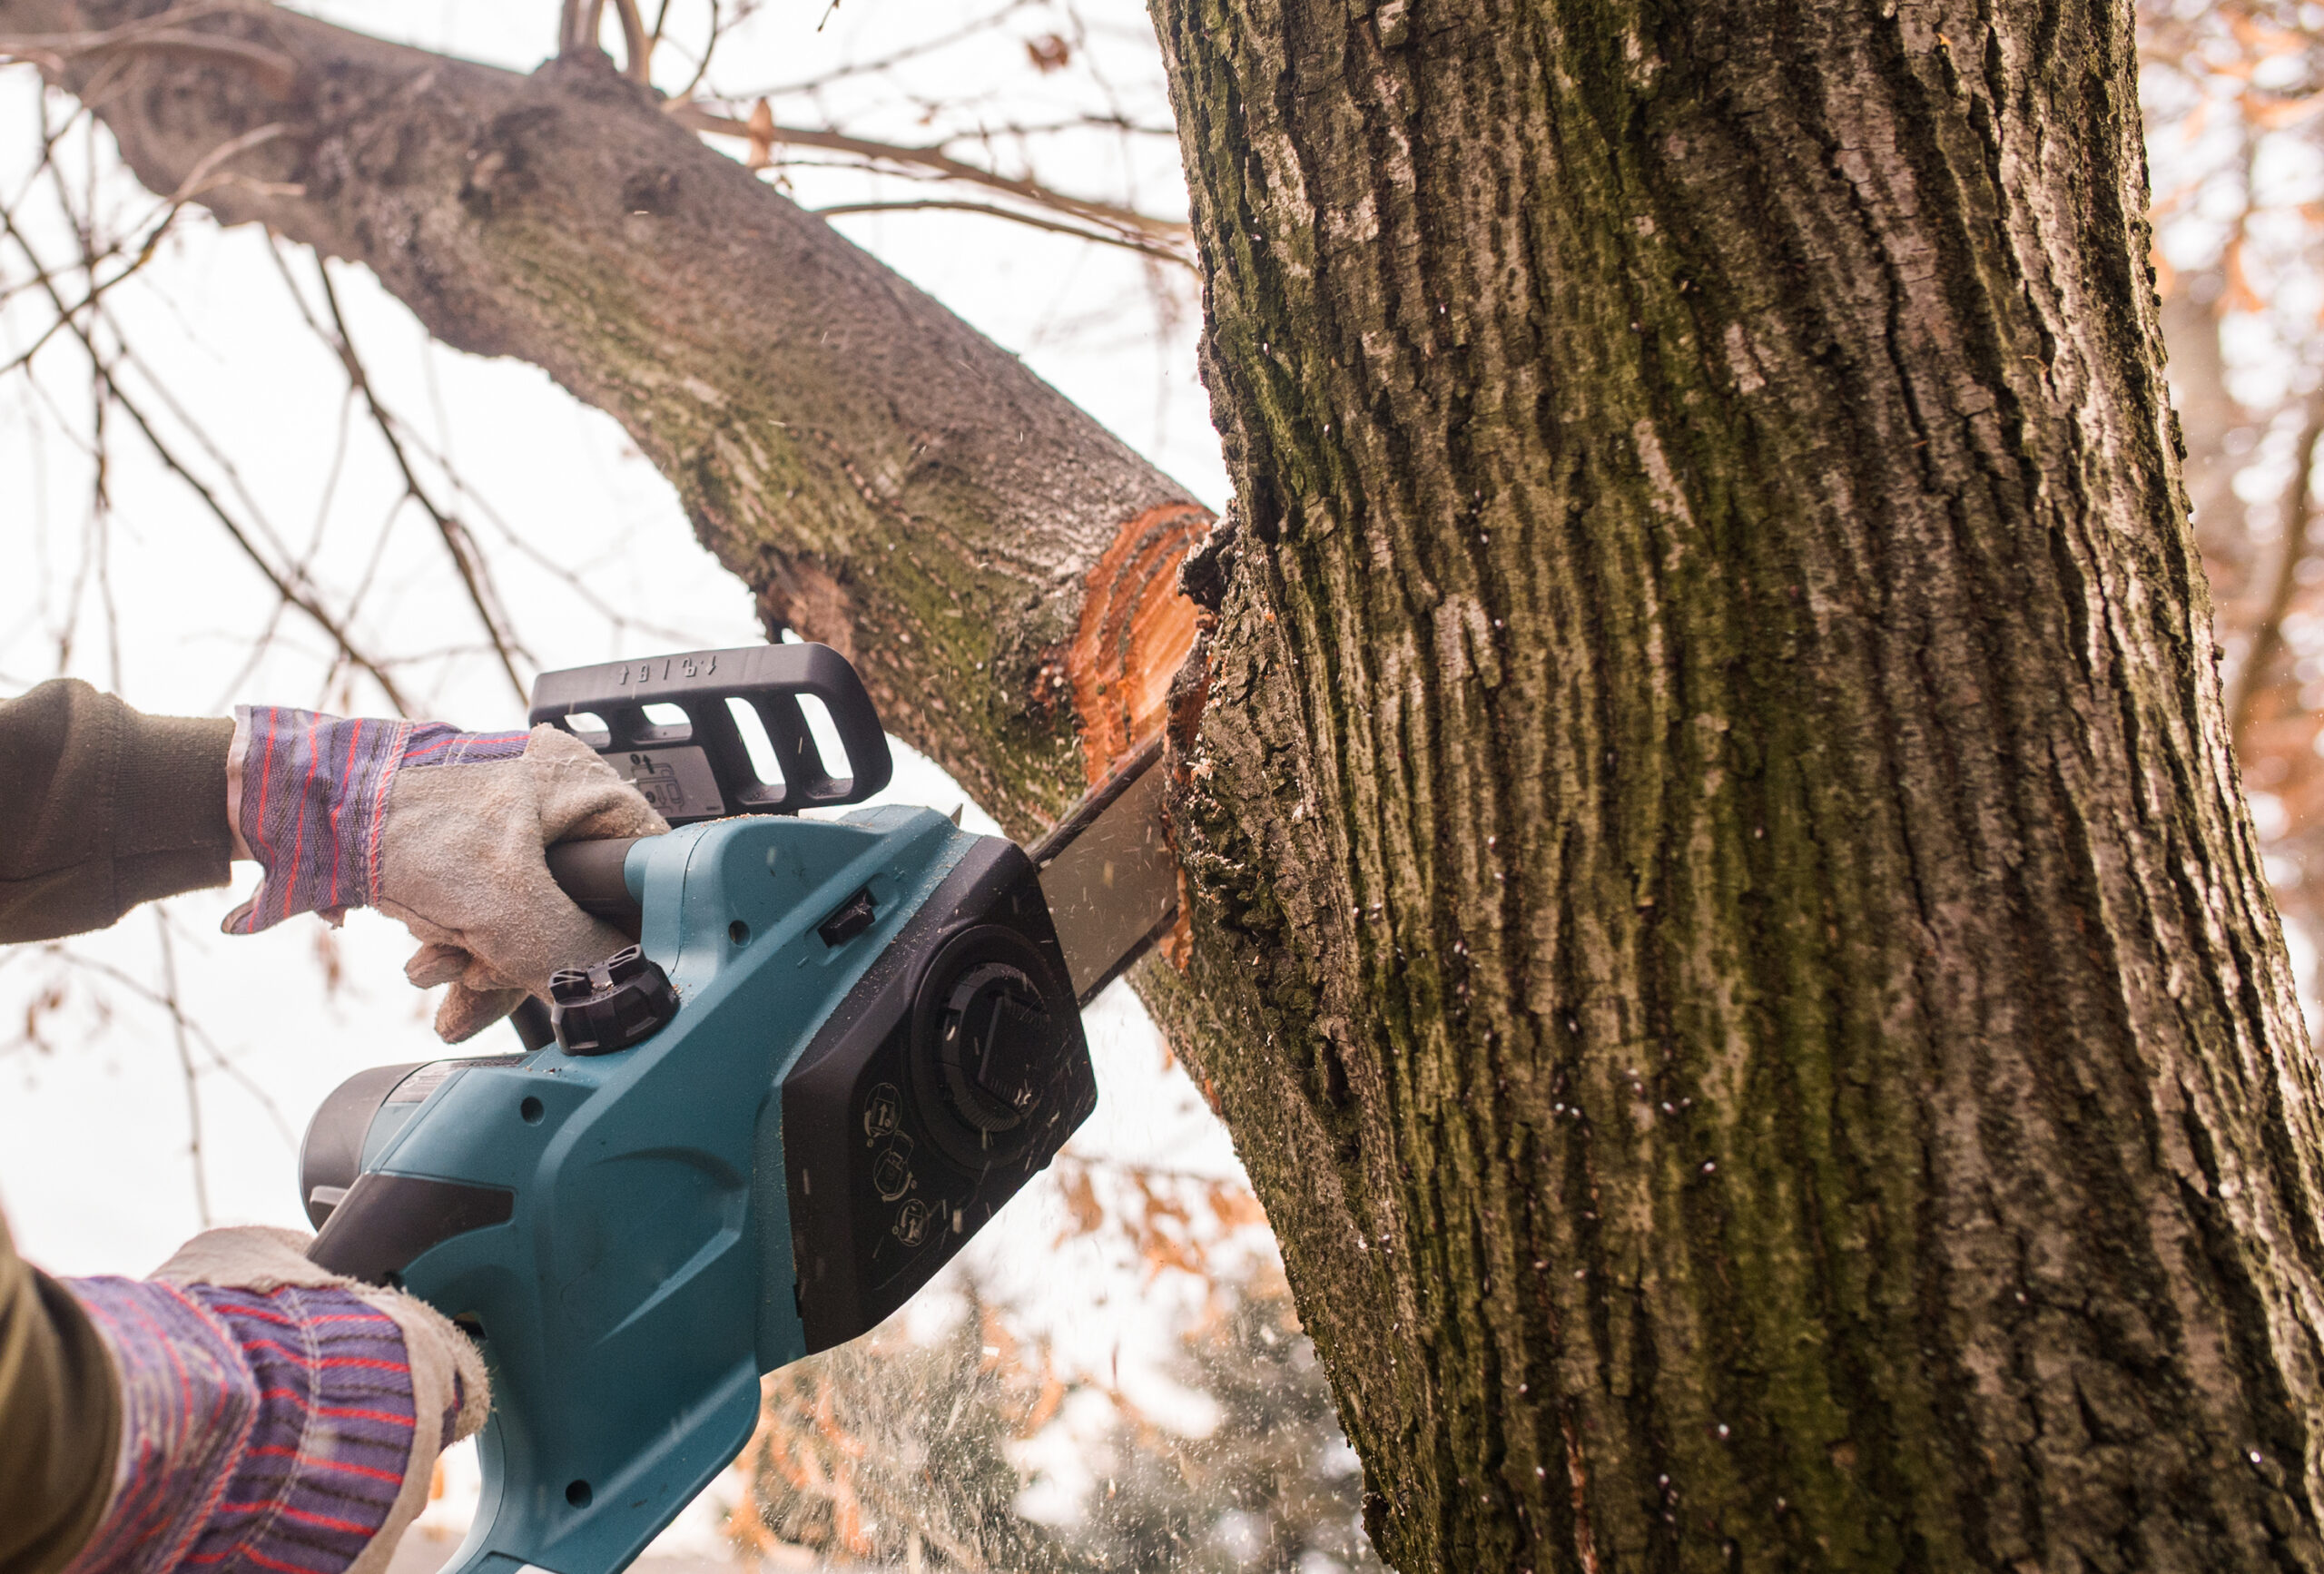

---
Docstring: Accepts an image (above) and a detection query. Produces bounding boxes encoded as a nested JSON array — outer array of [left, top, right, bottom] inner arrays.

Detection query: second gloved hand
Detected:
[[62, 1226, 486, 1574], [225, 709, 668, 1041]]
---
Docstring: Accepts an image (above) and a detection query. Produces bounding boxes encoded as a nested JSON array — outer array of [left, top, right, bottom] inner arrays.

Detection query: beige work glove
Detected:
[[225, 710, 667, 1041], [59, 1226, 487, 1574]]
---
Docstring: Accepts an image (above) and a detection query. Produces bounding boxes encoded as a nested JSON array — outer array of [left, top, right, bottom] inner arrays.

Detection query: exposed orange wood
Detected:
[[1068, 501, 1211, 782]]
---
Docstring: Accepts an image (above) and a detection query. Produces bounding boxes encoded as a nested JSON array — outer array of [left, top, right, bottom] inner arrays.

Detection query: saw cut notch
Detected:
[[1068, 501, 1210, 782]]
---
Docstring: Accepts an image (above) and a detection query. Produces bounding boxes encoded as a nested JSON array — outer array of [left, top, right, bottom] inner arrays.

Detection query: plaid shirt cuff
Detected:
[[58, 1278, 425, 1574], [225, 708, 529, 935]]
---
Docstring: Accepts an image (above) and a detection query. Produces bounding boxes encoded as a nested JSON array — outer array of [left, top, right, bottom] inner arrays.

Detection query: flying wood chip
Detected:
[[746, 96, 775, 171]]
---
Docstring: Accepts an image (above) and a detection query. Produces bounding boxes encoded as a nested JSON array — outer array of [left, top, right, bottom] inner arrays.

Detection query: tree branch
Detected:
[[811, 197, 1192, 266], [670, 99, 1194, 262], [0, 0, 1205, 827], [311, 258, 531, 706], [609, 0, 649, 84], [0, 193, 412, 710], [2230, 392, 2324, 753], [0, 0, 293, 95]]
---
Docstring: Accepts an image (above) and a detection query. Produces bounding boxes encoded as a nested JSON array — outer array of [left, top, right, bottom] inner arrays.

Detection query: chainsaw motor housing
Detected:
[[293, 647, 1096, 1574]]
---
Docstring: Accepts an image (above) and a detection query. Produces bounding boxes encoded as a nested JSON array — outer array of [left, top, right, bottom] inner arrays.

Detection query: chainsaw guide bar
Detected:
[[1029, 733, 1177, 1005]]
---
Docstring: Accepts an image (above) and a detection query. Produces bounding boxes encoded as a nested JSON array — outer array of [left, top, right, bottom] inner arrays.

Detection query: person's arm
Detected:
[[0, 680, 234, 944], [0, 1215, 471, 1574], [52, 1228, 485, 1574], [0, 681, 665, 1037], [0, 1217, 118, 1574], [222, 706, 666, 1040], [0, 684, 655, 1574]]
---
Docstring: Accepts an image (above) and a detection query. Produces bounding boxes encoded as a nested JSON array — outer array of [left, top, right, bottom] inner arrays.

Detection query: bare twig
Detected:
[[715, 0, 1041, 100], [255, 244, 700, 647], [813, 196, 1191, 265], [49, 938, 296, 1146], [311, 259, 530, 704], [668, 102, 1194, 262], [105, 369, 413, 711], [0, 123, 294, 378], [665, 0, 724, 103], [0, 202, 413, 710], [2230, 391, 2324, 753], [164, 119, 294, 204], [0, 1, 297, 99], [556, 0, 600, 57], [556, 0, 652, 81], [153, 910, 212, 1228], [611, 0, 652, 83]]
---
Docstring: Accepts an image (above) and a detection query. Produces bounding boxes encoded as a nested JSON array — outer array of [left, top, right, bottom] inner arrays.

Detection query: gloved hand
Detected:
[[224, 708, 668, 1041], [60, 1226, 487, 1574]]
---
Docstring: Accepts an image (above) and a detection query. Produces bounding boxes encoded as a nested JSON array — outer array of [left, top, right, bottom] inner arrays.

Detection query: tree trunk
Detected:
[[1, 0, 1205, 829], [1143, 0, 2324, 1568], [27, 0, 2324, 1569]]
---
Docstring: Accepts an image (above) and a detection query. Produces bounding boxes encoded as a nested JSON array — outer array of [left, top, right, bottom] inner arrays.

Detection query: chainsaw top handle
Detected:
[[528, 644, 892, 823]]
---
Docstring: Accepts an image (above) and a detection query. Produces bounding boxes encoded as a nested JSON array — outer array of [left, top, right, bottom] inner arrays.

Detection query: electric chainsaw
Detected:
[[293, 644, 1175, 1574]]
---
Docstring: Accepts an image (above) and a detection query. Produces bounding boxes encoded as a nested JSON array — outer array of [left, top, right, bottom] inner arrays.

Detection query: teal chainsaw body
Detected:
[[294, 647, 1099, 1574]]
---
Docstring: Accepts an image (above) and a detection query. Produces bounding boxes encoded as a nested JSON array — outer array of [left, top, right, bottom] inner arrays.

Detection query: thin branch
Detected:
[[611, 0, 651, 83], [41, 153, 315, 575], [163, 119, 294, 204], [255, 235, 704, 652], [395, 436, 707, 646], [556, 0, 600, 56], [48, 936, 296, 1147], [0, 204, 412, 710], [0, 0, 298, 99], [153, 910, 212, 1228], [668, 102, 1193, 259], [85, 326, 122, 688], [668, 0, 722, 103], [715, 0, 1040, 100], [813, 197, 1193, 266], [2232, 393, 2324, 753], [0, 125, 293, 379], [108, 367, 414, 711], [203, 375, 355, 708], [312, 259, 530, 704]]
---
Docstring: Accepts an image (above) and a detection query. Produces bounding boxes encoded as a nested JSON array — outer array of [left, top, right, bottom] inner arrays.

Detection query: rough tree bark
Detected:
[[1143, 0, 2324, 1568], [20, 0, 2324, 1569]]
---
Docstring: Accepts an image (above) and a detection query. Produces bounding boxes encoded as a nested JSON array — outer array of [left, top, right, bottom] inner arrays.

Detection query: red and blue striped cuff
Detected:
[[59, 1278, 424, 1574], [226, 708, 530, 934]]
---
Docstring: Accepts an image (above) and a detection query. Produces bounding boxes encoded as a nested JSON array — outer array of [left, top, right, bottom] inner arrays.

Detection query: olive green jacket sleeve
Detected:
[[0, 1215, 119, 1574], [0, 680, 236, 1573], [0, 678, 236, 943]]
